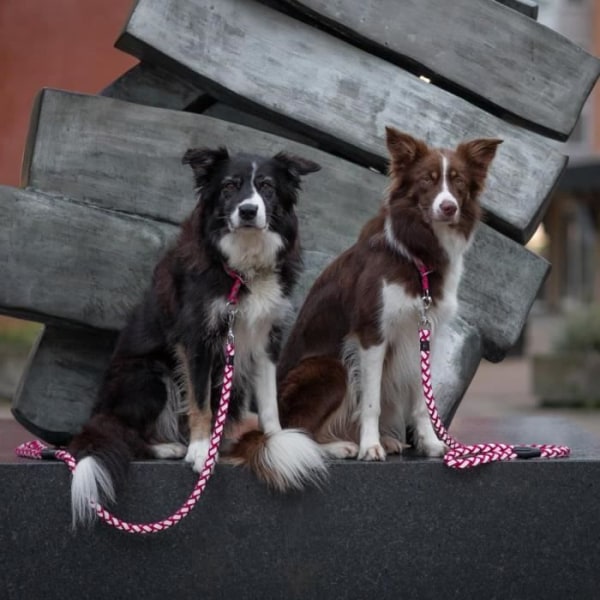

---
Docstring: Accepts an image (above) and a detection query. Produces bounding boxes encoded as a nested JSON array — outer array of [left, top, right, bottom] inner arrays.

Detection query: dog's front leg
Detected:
[[254, 353, 282, 435], [358, 343, 387, 460], [177, 343, 214, 472]]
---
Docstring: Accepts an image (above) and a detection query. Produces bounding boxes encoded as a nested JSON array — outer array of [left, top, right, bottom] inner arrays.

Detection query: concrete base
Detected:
[[1, 416, 599, 600]]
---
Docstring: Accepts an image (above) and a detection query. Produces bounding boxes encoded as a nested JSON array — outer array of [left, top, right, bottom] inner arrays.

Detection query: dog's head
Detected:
[[385, 127, 502, 233], [182, 147, 320, 272]]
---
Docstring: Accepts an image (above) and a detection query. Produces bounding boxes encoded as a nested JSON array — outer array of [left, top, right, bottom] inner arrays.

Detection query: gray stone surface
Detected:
[[1, 417, 598, 600], [116, 0, 568, 243], [267, 0, 593, 138]]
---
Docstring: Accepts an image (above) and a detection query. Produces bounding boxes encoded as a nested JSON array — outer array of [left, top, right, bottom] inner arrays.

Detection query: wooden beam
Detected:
[[202, 102, 318, 148], [0, 184, 546, 360], [0, 186, 177, 331], [100, 62, 213, 111], [264, 0, 588, 138], [461, 224, 549, 361], [15, 90, 548, 354], [11, 316, 481, 444], [264, 0, 593, 138], [12, 326, 116, 446], [116, 0, 569, 242]]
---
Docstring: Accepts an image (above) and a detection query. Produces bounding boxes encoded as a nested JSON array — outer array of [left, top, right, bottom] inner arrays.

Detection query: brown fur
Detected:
[[278, 128, 501, 454]]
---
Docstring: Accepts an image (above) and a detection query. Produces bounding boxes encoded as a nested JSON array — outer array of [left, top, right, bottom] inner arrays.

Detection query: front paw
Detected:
[[185, 439, 213, 472], [419, 438, 448, 458], [358, 442, 386, 461]]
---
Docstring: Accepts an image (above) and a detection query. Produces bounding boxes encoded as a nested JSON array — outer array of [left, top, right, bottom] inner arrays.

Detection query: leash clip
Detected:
[[513, 446, 542, 459], [41, 448, 59, 460], [226, 302, 237, 344], [419, 293, 432, 330]]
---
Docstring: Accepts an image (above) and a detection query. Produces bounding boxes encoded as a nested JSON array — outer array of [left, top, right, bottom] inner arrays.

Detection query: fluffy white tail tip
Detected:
[[262, 429, 327, 491], [70, 456, 115, 528]]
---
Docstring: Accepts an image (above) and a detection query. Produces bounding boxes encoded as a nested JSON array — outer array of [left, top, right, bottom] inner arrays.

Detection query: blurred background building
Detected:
[[533, 0, 600, 309]]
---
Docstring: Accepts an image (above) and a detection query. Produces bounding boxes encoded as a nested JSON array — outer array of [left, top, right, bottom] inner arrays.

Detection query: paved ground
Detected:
[[2, 312, 599, 461]]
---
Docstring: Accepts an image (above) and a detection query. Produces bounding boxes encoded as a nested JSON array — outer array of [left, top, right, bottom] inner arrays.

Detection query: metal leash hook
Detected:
[[226, 303, 237, 339], [225, 302, 237, 364]]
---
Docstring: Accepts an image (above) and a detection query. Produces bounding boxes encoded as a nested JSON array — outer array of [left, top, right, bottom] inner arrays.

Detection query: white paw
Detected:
[[418, 438, 448, 457], [381, 435, 410, 455], [185, 439, 213, 472], [358, 443, 386, 461], [322, 441, 359, 459], [150, 442, 187, 459]]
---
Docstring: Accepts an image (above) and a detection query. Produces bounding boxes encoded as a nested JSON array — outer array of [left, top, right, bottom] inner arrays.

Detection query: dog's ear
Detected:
[[273, 152, 321, 187], [456, 138, 502, 197], [385, 127, 428, 173], [182, 147, 229, 186], [456, 138, 503, 171]]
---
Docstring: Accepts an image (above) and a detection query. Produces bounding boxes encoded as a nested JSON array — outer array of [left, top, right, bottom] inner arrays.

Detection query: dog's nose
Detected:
[[238, 204, 258, 221], [440, 200, 457, 217]]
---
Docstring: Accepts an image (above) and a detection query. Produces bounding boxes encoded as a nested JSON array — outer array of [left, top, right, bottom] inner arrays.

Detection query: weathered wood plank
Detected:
[[461, 225, 549, 361], [202, 102, 318, 148], [12, 326, 116, 446], [100, 62, 213, 111], [12, 315, 480, 443], [0, 186, 177, 330], [0, 183, 546, 360], [22, 89, 383, 240], [15, 89, 548, 355], [266, 0, 591, 138], [116, 0, 568, 243]]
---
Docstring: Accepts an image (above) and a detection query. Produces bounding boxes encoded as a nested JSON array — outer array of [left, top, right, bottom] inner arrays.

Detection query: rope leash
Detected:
[[414, 261, 570, 469], [16, 269, 244, 533]]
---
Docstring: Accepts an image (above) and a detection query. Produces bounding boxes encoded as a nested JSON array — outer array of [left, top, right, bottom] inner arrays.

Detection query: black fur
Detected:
[[69, 148, 320, 518]]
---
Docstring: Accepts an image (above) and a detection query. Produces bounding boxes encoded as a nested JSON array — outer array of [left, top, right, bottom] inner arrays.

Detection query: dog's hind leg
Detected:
[[279, 357, 347, 433], [278, 357, 358, 459]]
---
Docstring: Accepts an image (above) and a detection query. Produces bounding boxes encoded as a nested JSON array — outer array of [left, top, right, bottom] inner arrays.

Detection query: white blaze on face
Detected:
[[432, 154, 459, 223], [230, 162, 267, 230]]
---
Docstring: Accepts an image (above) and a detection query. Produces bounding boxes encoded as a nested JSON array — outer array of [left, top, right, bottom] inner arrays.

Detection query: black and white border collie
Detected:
[[277, 128, 501, 461], [69, 147, 324, 526]]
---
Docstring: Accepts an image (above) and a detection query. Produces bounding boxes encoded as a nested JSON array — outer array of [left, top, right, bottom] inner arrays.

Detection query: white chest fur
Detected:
[[210, 273, 291, 378]]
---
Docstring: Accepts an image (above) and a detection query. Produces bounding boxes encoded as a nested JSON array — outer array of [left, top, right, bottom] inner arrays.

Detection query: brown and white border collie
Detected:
[[69, 147, 324, 526], [277, 128, 501, 461]]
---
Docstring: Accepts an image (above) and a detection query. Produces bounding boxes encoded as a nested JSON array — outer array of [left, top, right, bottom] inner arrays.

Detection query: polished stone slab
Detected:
[[1, 417, 598, 600]]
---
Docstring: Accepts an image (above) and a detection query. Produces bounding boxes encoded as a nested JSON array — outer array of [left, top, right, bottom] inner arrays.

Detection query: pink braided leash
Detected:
[[415, 262, 570, 469], [15, 270, 244, 534]]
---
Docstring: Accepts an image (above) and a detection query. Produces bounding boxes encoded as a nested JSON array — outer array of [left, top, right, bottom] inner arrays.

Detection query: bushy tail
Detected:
[[225, 429, 327, 491], [68, 414, 146, 528]]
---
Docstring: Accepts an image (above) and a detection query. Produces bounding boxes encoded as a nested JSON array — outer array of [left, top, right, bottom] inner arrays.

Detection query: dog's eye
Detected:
[[258, 180, 274, 195], [222, 182, 237, 194], [420, 175, 433, 185], [454, 177, 466, 191]]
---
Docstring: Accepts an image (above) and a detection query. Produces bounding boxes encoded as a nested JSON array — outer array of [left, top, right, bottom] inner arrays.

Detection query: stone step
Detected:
[[1, 416, 598, 600]]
